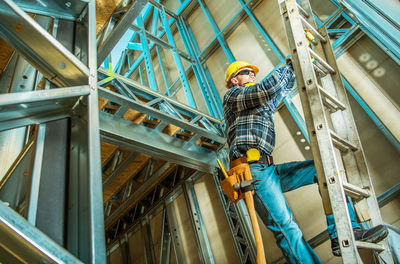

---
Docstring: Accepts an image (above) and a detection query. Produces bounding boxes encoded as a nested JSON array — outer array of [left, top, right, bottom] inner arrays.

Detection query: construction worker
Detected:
[[223, 60, 388, 263]]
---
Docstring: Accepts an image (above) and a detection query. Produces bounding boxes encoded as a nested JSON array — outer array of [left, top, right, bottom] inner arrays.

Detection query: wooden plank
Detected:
[[100, 141, 119, 166], [96, 0, 122, 34], [0, 38, 14, 76], [105, 164, 177, 229], [103, 153, 151, 203]]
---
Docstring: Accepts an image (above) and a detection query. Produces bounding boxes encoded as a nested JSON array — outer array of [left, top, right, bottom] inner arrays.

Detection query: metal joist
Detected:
[[339, 0, 400, 64], [97, 0, 148, 67], [0, 86, 90, 131], [11, 0, 87, 20], [0, 201, 83, 263], [100, 112, 218, 173], [98, 69, 224, 138], [98, 87, 224, 145], [104, 162, 172, 228], [0, 0, 89, 87]]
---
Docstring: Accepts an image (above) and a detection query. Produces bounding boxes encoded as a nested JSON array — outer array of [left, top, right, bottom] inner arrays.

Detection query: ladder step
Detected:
[[356, 241, 385, 252], [330, 130, 358, 152], [296, 3, 310, 18], [312, 63, 328, 76], [317, 85, 346, 112], [342, 182, 370, 199], [300, 16, 327, 43], [308, 48, 336, 74]]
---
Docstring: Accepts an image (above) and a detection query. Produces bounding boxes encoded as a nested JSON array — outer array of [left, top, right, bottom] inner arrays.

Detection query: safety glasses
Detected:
[[234, 69, 255, 77]]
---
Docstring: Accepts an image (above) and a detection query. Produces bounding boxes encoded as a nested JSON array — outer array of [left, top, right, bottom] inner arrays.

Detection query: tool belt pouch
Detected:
[[220, 162, 253, 203]]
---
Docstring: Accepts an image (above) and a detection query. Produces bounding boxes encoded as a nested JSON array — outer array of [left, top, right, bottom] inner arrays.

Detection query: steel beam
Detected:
[[339, 0, 400, 64], [97, 0, 148, 67], [12, 0, 87, 20], [100, 112, 217, 173], [0, 86, 90, 131], [98, 87, 224, 144], [0, 0, 89, 87], [0, 201, 83, 263]]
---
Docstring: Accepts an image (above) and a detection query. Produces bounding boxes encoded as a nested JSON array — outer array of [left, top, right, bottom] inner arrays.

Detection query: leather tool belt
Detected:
[[229, 154, 273, 169], [220, 149, 270, 203]]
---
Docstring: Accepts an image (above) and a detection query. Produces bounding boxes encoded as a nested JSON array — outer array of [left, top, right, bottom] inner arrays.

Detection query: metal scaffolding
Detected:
[[0, 0, 398, 263]]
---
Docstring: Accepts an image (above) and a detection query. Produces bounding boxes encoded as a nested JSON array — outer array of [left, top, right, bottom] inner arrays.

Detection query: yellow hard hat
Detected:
[[225, 61, 259, 89]]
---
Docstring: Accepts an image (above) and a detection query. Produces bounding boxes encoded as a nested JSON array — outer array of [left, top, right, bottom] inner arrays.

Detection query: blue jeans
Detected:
[[250, 160, 360, 264]]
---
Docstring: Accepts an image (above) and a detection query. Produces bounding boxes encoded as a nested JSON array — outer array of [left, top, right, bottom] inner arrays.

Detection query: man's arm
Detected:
[[261, 62, 296, 112], [224, 62, 295, 113]]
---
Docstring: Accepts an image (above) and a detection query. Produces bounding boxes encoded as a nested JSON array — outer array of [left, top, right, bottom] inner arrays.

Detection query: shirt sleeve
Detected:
[[263, 62, 296, 112], [224, 62, 296, 113]]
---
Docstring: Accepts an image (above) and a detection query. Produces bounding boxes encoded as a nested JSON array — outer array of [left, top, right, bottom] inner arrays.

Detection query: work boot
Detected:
[[331, 224, 389, 256]]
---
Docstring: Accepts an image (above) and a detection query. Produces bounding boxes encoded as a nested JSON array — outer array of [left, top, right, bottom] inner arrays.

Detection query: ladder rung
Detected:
[[308, 48, 336, 74], [300, 16, 327, 43], [296, 3, 310, 18], [317, 85, 346, 112], [312, 63, 328, 76], [356, 241, 385, 252], [343, 182, 370, 199], [330, 130, 358, 152]]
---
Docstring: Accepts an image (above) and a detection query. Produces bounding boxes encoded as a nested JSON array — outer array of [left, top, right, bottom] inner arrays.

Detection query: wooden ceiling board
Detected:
[[96, 0, 122, 35], [103, 153, 151, 203], [100, 141, 119, 166], [105, 164, 177, 229], [0, 38, 14, 76]]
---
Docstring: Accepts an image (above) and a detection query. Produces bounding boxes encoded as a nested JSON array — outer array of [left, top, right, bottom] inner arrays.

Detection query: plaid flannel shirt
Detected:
[[223, 62, 296, 161]]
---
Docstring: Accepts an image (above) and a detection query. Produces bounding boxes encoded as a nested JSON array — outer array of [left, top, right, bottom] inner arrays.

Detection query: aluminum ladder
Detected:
[[278, 0, 393, 262]]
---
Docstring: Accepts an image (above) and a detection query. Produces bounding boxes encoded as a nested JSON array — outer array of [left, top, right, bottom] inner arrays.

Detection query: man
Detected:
[[223, 60, 388, 263]]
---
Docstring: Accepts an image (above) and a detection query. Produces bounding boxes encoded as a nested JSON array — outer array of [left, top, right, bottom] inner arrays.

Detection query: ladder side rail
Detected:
[[317, 26, 372, 223], [318, 26, 386, 227], [279, 1, 332, 215], [318, 24, 394, 264], [282, 0, 362, 261]]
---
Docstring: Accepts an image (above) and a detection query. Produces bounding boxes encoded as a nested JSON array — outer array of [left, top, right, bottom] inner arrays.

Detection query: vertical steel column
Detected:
[[88, 1, 106, 262], [165, 198, 186, 263], [137, 14, 159, 91], [119, 235, 132, 264], [198, 0, 235, 63], [159, 207, 172, 264], [238, 0, 285, 62], [159, 7, 196, 108], [33, 119, 70, 247], [142, 216, 157, 264], [177, 16, 224, 119], [183, 180, 215, 263], [26, 123, 45, 225], [211, 170, 257, 263]]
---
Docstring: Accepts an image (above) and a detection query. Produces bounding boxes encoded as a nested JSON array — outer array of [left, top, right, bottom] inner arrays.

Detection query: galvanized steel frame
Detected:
[[0, 0, 106, 263]]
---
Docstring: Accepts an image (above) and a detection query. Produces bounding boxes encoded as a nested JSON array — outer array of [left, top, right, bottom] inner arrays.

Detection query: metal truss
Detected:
[[0, 0, 105, 263]]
